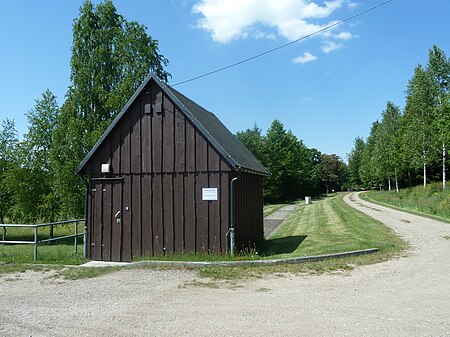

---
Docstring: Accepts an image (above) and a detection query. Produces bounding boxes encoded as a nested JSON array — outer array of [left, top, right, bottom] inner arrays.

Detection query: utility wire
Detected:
[[171, 0, 394, 87]]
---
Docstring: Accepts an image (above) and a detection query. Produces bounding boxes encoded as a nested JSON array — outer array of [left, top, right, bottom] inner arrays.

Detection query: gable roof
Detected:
[[77, 73, 269, 176]]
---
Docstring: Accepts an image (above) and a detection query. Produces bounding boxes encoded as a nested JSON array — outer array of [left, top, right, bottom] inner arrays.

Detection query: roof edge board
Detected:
[[165, 85, 268, 175], [157, 81, 242, 171]]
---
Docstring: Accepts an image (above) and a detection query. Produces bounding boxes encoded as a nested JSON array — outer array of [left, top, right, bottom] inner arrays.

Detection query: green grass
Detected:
[[0, 222, 86, 265], [261, 194, 406, 259], [195, 194, 407, 279], [134, 250, 260, 262], [136, 194, 405, 267], [1, 194, 407, 279], [361, 182, 450, 222]]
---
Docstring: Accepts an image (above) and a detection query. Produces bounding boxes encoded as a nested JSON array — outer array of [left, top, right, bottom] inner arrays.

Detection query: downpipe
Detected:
[[230, 174, 239, 256]]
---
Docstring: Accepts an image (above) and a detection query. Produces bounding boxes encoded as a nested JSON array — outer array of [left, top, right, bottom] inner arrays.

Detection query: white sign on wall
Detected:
[[202, 188, 218, 201]]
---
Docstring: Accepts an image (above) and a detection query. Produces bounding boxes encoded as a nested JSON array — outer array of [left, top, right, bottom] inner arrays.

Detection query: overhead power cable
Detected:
[[171, 0, 394, 87]]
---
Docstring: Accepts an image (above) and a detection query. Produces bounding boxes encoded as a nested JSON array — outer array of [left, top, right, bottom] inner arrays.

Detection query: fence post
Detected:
[[34, 227, 38, 262], [74, 221, 78, 254]]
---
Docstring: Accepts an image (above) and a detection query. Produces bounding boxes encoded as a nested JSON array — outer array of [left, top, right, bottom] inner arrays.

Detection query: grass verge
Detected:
[[361, 182, 450, 222]]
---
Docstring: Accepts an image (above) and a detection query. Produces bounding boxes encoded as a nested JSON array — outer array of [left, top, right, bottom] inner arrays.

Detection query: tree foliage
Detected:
[[319, 154, 348, 194], [359, 121, 381, 187], [347, 137, 365, 188], [237, 119, 344, 202], [1, 0, 170, 222], [5, 90, 60, 222], [236, 124, 266, 163], [0, 119, 18, 223], [374, 102, 402, 190], [352, 45, 450, 190], [50, 0, 170, 218]]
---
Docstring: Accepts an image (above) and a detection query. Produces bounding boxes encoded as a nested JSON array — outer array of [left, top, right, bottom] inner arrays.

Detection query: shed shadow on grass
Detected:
[[260, 235, 307, 256]]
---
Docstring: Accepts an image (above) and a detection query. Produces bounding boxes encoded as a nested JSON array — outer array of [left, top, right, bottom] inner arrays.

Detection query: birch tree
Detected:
[[360, 121, 381, 188], [375, 102, 402, 192], [347, 137, 365, 188], [427, 45, 450, 190], [402, 65, 437, 188]]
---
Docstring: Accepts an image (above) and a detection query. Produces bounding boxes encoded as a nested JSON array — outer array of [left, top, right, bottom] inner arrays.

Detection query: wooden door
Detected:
[[90, 179, 124, 261]]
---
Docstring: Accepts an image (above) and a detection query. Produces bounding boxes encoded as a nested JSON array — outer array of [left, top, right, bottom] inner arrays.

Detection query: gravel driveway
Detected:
[[1, 192, 450, 337]]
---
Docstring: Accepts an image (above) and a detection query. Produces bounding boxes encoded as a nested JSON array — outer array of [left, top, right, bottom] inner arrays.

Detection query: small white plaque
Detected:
[[101, 163, 111, 173], [202, 188, 218, 201]]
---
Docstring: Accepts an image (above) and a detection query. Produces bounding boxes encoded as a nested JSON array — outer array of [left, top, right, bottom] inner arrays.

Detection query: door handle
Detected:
[[114, 211, 121, 224]]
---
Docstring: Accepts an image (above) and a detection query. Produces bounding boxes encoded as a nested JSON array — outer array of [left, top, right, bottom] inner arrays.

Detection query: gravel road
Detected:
[[1, 192, 450, 337]]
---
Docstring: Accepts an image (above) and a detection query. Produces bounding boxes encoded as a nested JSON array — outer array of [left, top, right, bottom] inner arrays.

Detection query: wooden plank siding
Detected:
[[83, 79, 266, 261], [234, 172, 264, 251]]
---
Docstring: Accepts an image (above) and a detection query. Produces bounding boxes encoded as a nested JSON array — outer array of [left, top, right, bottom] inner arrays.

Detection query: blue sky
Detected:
[[0, 0, 449, 161]]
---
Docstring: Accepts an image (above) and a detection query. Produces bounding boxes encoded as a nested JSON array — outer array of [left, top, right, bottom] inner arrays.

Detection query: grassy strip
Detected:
[[198, 254, 387, 280], [261, 194, 405, 258], [199, 194, 407, 279], [0, 263, 64, 275], [361, 183, 450, 222], [51, 266, 121, 280]]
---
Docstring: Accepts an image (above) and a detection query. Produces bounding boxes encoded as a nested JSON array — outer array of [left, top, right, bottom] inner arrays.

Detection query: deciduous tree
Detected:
[[347, 137, 365, 188], [0, 119, 18, 223], [427, 45, 450, 189], [374, 102, 402, 192], [402, 65, 438, 188], [319, 154, 348, 194], [50, 0, 170, 218], [6, 90, 60, 223]]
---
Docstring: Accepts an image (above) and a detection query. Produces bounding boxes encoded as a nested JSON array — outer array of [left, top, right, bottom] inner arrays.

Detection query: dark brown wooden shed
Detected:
[[77, 73, 269, 261]]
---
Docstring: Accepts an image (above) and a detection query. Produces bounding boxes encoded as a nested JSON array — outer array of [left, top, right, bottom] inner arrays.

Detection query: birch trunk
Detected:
[[423, 162, 427, 188], [395, 170, 399, 193], [388, 177, 391, 191], [443, 143, 446, 190]]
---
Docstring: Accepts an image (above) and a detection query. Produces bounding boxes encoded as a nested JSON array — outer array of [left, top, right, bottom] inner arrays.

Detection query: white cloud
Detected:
[[335, 31, 352, 40], [192, 0, 344, 43], [253, 30, 276, 40], [321, 41, 342, 53], [292, 52, 317, 64], [348, 2, 359, 9]]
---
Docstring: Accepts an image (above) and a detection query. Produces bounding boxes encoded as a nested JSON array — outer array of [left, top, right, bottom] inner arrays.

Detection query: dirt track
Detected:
[[1, 192, 450, 337]]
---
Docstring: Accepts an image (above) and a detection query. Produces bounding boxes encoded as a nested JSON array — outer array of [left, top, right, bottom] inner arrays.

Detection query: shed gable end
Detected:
[[83, 80, 232, 176]]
